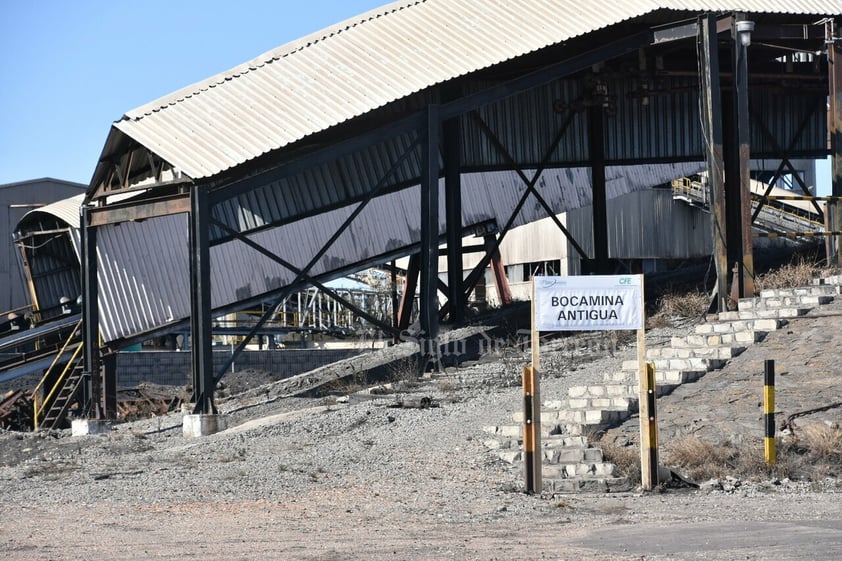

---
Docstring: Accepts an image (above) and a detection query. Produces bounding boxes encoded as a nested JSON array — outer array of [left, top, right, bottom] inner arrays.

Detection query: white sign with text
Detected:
[[533, 275, 643, 332]]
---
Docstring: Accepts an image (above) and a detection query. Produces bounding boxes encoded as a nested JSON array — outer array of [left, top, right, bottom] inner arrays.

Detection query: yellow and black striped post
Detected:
[[764, 359, 776, 465], [639, 362, 659, 489], [522, 365, 541, 493]]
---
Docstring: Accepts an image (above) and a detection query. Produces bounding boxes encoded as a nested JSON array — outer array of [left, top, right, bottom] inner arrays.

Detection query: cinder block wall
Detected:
[[116, 349, 362, 387]]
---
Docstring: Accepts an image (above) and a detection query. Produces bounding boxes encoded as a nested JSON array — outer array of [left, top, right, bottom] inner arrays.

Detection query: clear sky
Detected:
[[0, 1, 833, 193], [0, 0, 388, 187]]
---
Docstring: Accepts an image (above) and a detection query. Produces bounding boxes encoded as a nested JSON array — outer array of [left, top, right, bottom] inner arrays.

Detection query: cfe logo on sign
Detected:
[[533, 275, 643, 332]]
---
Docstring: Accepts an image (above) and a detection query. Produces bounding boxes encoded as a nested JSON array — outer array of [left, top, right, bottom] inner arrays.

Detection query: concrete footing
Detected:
[[183, 414, 227, 437], [71, 419, 112, 437]]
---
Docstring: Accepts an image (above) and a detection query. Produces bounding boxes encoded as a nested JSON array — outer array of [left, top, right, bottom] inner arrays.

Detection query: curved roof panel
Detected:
[[106, 0, 841, 182], [18, 194, 85, 231]]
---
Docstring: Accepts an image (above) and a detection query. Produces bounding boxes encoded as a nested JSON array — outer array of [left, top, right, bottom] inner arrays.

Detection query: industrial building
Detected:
[[0, 1, 840, 433], [0, 179, 86, 312]]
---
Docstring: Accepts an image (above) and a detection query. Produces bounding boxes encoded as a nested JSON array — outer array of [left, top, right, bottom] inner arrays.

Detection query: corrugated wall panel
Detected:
[[96, 216, 189, 342], [94, 162, 704, 342], [212, 131, 424, 237], [750, 91, 827, 158], [606, 76, 704, 162], [566, 188, 713, 259], [461, 79, 589, 168]]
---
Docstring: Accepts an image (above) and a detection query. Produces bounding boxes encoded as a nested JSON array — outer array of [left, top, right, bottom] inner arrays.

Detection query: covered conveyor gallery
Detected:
[[79, 1, 841, 416]]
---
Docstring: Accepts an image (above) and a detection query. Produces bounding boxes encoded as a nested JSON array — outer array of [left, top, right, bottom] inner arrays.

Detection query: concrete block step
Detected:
[[543, 446, 605, 464], [673, 330, 765, 347], [622, 357, 725, 372], [566, 384, 636, 400], [739, 294, 832, 310], [544, 476, 631, 494], [607, 369, 705, 386], [513, 407, 631, 426], [646, 345, 745, 360], [542, 434, 589, 448], [484, 422, 602, 439], [542, 462, 618, 479], [717, 307, 810, 321], [483, 437, 520, 451], [566, 396, 636, 412], [694, 318, 782, 334], [495, 449, 522, 464], [812, 277, 842, 290], [483, 434, 589, 456], [770, 284, 838, 297]]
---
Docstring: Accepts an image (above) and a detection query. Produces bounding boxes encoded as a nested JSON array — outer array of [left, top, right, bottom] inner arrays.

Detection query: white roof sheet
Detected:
[[110, 0, 841, 180]]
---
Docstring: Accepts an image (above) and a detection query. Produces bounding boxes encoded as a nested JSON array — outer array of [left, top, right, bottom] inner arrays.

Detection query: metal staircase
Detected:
[[671, 177, 824, 239], [32, 321, 85, 430]]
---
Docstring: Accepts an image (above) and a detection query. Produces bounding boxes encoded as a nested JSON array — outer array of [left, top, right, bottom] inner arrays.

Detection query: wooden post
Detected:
[[637, 280, 658, 489], [524, 278, 542, 493]]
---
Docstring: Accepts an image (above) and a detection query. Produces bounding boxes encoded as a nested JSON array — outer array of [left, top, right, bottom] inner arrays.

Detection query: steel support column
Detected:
[[397, 254, 420, 331], [589, 102, 609, 274], [699, 14, 729, 312], [189, 186, 215, 414], [830, 25, 842, 265], [725, 16, 755, 299], [485, 234, 512, 306], [443, 114, 464, 324], [419, 105, 440, 343], [80, 205, 102, 418]]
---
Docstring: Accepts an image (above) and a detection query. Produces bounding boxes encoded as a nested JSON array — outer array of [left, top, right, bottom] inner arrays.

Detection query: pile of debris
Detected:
[[0, 390, 33, 431]]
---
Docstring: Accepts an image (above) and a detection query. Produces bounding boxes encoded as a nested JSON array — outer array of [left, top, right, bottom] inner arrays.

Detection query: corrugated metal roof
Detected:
[[105, 0, 840, 182], [18, 194, 85, 230]]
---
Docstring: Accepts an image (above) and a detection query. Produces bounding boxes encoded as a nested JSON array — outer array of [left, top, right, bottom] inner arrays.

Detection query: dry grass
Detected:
[[662, 436, 738, 481], [755, 255, 824, 291], [647, 290, 708, 328], [598, 437, 641, 487], [655, 427, 842, 484]]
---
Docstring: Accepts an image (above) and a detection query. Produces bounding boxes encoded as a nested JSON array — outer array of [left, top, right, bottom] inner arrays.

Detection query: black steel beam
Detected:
[[470, 111, 589, 260], [443, 113, 464, 324], [829, 29, 842, 264], [80, 206, 102, 418], [589, 101, 609, 274], [397, 254, 420, 331], [88, 194, 191, 227], [734, 16, 756, 298], [189, 186, 216, 415], [750, 98, 827, 221], [419, 105, 440, 342], [209, 218, 401, 345], [201, 135, 425, 377], [699, 14, 729, 312]]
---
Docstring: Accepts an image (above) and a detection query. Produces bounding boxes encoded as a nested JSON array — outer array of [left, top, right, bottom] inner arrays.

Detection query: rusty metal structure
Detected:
[[73, 1, 840, 418]]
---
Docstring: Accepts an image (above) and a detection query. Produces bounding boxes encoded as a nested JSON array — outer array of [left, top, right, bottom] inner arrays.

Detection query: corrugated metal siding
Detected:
[[96, 216, 189, 342], [95, 162, 703, 342], [750, 91, 828, 158], [606, 76, 704, 162], [24, 230, 82, 320], [461, 79, 589, 168], [565, 188, 713, 259], [211, 131, 424, 237], [103, 0, 840, 182]]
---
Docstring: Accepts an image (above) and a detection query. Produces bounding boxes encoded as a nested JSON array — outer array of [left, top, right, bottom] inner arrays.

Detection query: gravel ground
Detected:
[[1, 321, 840, 560]]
